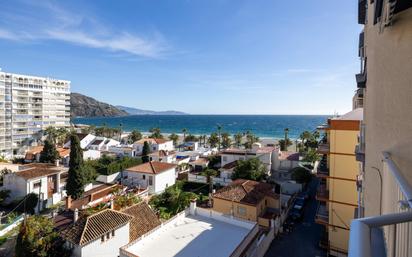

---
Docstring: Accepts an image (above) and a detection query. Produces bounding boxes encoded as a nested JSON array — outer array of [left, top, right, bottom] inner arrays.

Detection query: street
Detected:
[[264, 178, 327, 257]]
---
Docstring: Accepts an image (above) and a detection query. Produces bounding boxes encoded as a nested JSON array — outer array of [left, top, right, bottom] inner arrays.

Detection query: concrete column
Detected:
[[189, 199, 197, 215]]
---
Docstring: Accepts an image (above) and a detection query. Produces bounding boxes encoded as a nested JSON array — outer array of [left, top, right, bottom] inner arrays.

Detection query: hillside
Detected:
[[116, 105, 187, 115], [70, 93, 128, 118]]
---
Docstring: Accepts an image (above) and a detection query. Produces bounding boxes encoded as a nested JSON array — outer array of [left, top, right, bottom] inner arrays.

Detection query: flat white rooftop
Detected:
[[124, 214, 251, 257]]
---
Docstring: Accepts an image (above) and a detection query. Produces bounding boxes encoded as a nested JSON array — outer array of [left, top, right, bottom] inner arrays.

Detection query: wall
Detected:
[[79, 223, 130, 257], [363, 2, 412, 220], [96, 172, 121, 184], [213, 198, 258, 222], [153, 168, 176, 194]]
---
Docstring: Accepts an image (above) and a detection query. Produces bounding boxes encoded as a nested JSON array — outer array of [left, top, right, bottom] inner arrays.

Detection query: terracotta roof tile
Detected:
[[279, 151, 300, 161], [121, 202, 161, 241], [14, 164, 66, 180], [62, 209, 133, 246], [126, 161, 176, 175], [213, 179, 278, 206]]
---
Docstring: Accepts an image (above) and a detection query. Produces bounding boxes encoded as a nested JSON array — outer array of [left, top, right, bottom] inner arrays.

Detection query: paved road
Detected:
[[264, 178, 326, 257]]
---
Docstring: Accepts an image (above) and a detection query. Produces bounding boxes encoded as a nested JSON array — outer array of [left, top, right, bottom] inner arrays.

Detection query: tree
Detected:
[[0, 168, 11, 186], [128, 129, 142, 143], [208, 133, 219, 148], [55, 127, 69, 146], [232, 158, 267, 181], [149, 128, 163, 139], [204, 169, 218, 206], [15, 215, 71, 257], [184, 134, 198, 142], [234, 133, 243, 148], [279, 138, 293, 151], [141, 141, 151, 163], [182, 128, 187, 142], [217, 125, 222, 150], [244, 131, 259, 149], [291, 167, 312, 184], [221, 133, 232, 149], [44, 126, 58, 144], [20, 193, 39, 214], [66, 134, 85, 199], [39, 139, 59, 164], [303, 148, 320, 164], [169, 133, 179, 146], [0, 189, 10, 203]]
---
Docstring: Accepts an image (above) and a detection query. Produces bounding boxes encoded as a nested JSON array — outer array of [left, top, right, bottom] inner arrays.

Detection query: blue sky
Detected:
[[0, 0, 361, 115]]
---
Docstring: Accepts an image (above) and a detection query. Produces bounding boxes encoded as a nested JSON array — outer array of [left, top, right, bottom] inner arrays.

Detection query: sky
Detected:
[[0, 0, 362, 115]]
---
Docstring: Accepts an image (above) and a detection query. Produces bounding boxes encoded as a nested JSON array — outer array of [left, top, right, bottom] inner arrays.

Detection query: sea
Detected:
[[74, 115, 328, 139]]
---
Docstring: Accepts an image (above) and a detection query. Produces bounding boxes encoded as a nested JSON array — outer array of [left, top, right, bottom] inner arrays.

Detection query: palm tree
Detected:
[[234, 133, 242, 148], [169, 133, 179, 146], [128, 129, 142, 143], [217, 125, 222, 151], [221, 133, 232, 149], [182, 128, 187, 142], [204, 168, 218, 207]]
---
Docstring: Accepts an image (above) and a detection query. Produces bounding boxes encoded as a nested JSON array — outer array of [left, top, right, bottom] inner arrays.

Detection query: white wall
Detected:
[[83, 150, 101, 160], [75, 223, 130, 257], [153, 168, 176, 194]]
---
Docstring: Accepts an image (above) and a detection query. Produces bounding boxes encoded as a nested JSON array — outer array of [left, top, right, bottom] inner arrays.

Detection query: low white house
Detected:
[[62, 209, 133, 257], [89, 138, 120, 151], [122, 161, 177, 194], [133, 138, 174, 155], [220, 143, 277, 173], [107, 145, 137, 157], [2, 164, 68, 211], [64, 133, 96, 150], [148, 150, 176, 163], [273, 150, 300, 171]]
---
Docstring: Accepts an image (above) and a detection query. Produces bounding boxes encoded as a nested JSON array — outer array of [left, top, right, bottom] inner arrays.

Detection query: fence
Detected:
[[0, 214, 24, 237]]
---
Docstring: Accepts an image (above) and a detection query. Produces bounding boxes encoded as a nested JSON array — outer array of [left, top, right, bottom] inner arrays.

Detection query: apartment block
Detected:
[[0, 71, 70, 157], [316, 108, 363, 256], [348, 1, 412, 257]]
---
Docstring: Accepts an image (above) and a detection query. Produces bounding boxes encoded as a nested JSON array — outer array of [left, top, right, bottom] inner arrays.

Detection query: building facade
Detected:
[[316, 109, 363, 256], [0, 71, 70, 158], [348, 1, 412, 256]]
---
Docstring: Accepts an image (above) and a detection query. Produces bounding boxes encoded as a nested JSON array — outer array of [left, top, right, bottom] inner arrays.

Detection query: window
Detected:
[[142, 175, 146, 180], [33, 181, 41, 189], [106, 232, 110, 240], [239, 157, 244, 161], [222, 156, 227, 162], [112, 230, 115, 237], [101, 236, 105, 243], [149, 176, 153, 186], [237, 206, 246, 216]]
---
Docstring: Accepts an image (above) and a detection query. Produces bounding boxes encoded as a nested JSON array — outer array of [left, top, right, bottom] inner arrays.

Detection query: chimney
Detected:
[[66, 196, 72, 209], [189, 199, 197, 215], [74, 208, 79, 223], [55, 159, 59, 167], [110, 199, 114, 210]]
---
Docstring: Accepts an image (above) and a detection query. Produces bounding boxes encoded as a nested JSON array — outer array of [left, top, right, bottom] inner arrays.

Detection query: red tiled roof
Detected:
[[14, 164, 66, 180], [279, 151, 300, 161], [221, 161, 238, 170], [126, 161, 177, 175], [62, 209, 133, 246], [213, 179, 278, 206], [121, 202, 161, 241]]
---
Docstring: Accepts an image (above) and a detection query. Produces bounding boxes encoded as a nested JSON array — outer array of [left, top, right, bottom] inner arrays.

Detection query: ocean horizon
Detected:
[[74, 114, 329, 139]]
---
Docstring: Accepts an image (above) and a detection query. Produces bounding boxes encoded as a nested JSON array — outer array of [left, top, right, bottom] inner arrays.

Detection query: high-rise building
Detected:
[[348, 1, 412, 257], [0, 71, 70, 158], [315, 108, 363, 256]]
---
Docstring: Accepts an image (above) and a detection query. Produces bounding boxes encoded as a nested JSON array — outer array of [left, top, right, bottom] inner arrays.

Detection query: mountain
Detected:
[[116, 105, 188, 115], [70, 93, 128, 118]]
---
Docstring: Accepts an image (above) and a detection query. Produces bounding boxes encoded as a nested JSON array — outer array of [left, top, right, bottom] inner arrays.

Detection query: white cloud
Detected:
[[0, 1, 168, 58]]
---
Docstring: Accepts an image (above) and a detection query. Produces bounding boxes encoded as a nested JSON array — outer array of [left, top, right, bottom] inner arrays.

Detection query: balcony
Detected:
[[348, 152, 412, 257], [315, 203, 329, 225], [317, 143, 330, 154], [356, 72, 367, 88], [358, 0, 366, 24], [316, 183, 329, 202]]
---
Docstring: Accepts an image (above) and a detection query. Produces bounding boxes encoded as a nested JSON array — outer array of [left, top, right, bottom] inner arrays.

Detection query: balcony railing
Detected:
[[315, 203, 329, 225], [317, 143, 330, 154], [356, 72, 367, 88], [348, 152, 412, 257], [316, 183, 329, 202]]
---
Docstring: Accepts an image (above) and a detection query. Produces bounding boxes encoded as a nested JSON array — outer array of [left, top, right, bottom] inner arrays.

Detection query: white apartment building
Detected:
[[0, 71, 70, 158]]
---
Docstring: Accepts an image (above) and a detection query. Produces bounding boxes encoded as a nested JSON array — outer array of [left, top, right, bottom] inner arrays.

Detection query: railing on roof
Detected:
[[348, 152, 412, 257]]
